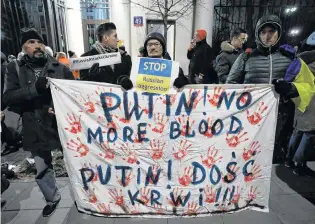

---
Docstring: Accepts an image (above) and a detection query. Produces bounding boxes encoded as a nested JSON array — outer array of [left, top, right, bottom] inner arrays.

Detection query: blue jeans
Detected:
[[286, 130, 315, 163]]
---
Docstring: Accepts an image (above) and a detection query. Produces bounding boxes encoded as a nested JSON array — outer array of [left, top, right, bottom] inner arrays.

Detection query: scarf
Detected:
[[92, 41, 117, 54], [24, 54, 48, 78]]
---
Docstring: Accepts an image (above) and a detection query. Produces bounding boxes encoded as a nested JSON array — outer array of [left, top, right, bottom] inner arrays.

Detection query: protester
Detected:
[[8, 55, 16, 63], [215, 28, 247, 83], [187, 29, 217, 84], [282, 34, 315, 175], [68, 50, 77, 58], [119, 45, 132, 76], [80, 22, 132, 89], [226, 15, 295, 162], [3, 28, 74, 217], [141, 32, 189, 89]]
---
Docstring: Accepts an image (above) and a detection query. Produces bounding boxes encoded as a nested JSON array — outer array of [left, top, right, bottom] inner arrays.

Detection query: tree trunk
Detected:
[[163, 0, 168, 49]]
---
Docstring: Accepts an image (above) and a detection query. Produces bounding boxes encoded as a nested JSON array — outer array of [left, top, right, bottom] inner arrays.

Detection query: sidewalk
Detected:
[[1, 163, 315, 224]]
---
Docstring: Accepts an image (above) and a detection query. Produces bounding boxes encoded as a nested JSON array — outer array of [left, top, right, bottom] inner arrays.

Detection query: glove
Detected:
[[89, 63, 100, 76], [272, 79, 293, 95], [35, 77, 48, 94], [194, 73, 204, 84], [121, 77, 133, 90], [173, 75, 189, 89]]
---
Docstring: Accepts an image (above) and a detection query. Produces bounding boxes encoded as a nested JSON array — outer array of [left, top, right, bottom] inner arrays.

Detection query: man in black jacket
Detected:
[[119, 45, 132, 76], [226, 15, 296, 162], [187, 29, 216, 84], [3, 28, 74, 217], [80, 22, 132, 90], [215, 28, 247, 83]]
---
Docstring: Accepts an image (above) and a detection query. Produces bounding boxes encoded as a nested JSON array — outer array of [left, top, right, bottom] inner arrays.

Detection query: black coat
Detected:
[[187, 39, 217, 84], [3, 56, 74, 151], [121, 51, 132, 76], [80, 48, 130, 84]]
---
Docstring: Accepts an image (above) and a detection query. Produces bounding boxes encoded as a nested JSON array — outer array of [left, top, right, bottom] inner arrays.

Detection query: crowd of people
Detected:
[[1, 14, 314, 217]]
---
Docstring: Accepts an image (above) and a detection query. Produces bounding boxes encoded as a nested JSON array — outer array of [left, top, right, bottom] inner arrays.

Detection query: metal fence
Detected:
[[1, 0, 68, 56], [212, 0, 315, 55]]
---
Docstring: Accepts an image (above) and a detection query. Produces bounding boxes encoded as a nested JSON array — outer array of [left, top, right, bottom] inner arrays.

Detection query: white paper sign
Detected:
[[69, 52, 121, 70], [50, 79, 279, 218]]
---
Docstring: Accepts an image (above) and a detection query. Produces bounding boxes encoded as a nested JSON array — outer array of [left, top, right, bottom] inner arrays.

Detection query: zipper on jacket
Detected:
[[269, 47, 273, 84]]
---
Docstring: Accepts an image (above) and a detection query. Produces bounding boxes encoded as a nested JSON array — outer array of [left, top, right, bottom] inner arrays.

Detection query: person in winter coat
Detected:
[[2, 28, 74, 217], [283, 39, 315, 175], [119, 45, 132, 76], [215, 28, 247, 83], [226, 15, 295, 162], [187, 29, 216, 84], [80, 22, 132, 90], [140, 32, 189, 89]]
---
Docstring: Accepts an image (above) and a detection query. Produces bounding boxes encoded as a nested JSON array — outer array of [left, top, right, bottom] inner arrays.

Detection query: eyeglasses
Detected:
[[147, 42, 161, 48]]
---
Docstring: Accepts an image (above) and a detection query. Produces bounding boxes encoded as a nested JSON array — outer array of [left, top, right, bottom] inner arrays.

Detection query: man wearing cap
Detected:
[[187, 29, 216, 84], [226, 15, 296, 162], [141, 32, 189, 89], [3, 28, 73, 217]]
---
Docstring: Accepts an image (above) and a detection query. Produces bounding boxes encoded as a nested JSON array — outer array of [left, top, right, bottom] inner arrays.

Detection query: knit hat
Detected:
[[144, 32, 166, 55], [20, 28, 45, 46], [196, 29, 207, 40]]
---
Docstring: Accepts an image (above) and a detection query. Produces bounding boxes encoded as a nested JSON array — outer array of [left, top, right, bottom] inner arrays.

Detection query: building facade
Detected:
[[1, 0, 69, 56]]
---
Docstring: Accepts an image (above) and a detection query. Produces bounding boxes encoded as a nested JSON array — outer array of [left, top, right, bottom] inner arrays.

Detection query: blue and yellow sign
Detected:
[[135, 58, 173, 94]]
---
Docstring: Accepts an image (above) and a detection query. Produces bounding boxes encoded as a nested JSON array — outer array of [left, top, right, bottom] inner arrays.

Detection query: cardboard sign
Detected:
[[130, 57, 179, 94], [69, 52, 121, 70], [50, 79, 278, 218]]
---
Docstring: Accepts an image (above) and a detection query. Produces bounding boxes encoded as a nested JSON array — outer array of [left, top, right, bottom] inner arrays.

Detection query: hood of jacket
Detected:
[[255, 15, 282, 51], [299, 50, 315, 65], [220, 41, 235, 53]]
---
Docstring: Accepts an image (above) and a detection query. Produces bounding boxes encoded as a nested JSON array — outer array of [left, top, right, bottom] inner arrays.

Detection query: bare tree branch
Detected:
[[128, 0, 161, 14]]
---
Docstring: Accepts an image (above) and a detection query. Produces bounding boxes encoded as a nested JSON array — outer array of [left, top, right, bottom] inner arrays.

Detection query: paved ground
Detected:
[[1, 162, 315, 224]]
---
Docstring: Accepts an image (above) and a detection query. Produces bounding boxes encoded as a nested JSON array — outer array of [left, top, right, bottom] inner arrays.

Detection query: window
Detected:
[[87, 16, 94, 20], [38, 5, 43, 12], [87, 24, 95, 28], [86, 8, 93, 12], [40, 15, 45, 28]]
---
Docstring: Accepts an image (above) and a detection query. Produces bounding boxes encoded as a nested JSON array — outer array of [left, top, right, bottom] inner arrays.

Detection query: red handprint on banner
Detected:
[[120, 143, 137, 164], [148, 113, 169, 134], [230, 186, 241, 204], [78, 93, 98, 113], [98, 141, 115, 160], [178, 166, 193, 186], [130, 204, 140, 214], [82, 163, 98, 182], [96, 87, 118, 108], [116, 170, 133, 187], [139, 187, 151, 205], [207, 87, 225, 107], [167, 188, 185, 207], [204, 185, 217, 204], [67, 137, 89, 157], [247, 186, 260, 201], [244, 164, 262, 182], [187, 89, 204, 110], [97, 203, 111, 214], [148, 165, 162, 184], [201, 146, 223, 168], [148, 139, 166, 160], [153, 204, 165, 214], [222, 165, 240, 183], [133, 127, 147, 143], [64, 113, 82, 134], [173, 139, 192, 161], [82, 188, 98, 203], [200, 117, 214, 138], [160, 94, 177, 106], [138, 98, 158, 115], [176, 115, 195, 137], [243, 141, 261, 161], [97, 115, 119, 130], [226, 128, 249, 148], [184, 202, 199, 215], [109, 189, 124, 206], [247, 102, 268, 125]]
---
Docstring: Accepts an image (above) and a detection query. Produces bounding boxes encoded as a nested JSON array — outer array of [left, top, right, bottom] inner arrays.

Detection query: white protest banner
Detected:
[[130, 57, 179, 94], [50, 79, 279, 218], [69, 52, 121, 70]]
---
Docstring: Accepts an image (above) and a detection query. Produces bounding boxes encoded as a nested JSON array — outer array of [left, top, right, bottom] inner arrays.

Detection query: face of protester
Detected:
[[23, 39, 45, 58], [147, 39, 163, 58], [194, 31, 202, 42], [103, 29, 118, 49], [259, 25, 279, 47], [231, 33, 248, 49]]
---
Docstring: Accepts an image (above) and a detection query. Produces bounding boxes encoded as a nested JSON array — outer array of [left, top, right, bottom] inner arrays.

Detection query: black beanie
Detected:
[[144, 32, 166, 55], [20, 28, 45, 46]]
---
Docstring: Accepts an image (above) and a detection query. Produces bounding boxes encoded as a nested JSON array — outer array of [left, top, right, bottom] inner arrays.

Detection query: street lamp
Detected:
[[285, 7, 297, 14], [289, 29, 300, 36]]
